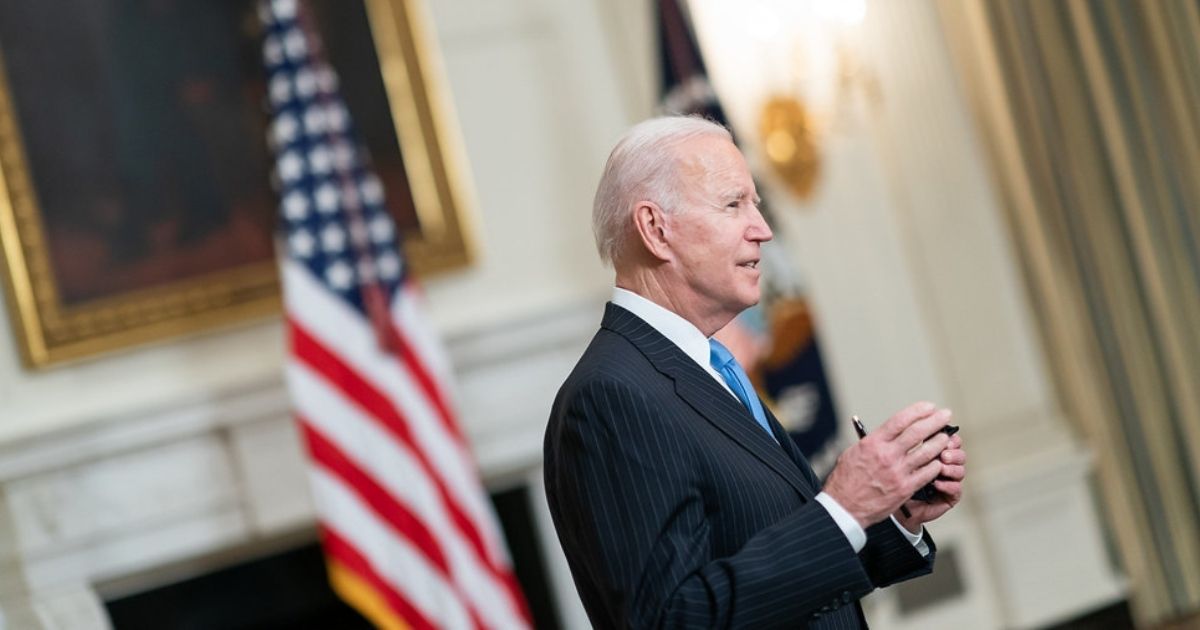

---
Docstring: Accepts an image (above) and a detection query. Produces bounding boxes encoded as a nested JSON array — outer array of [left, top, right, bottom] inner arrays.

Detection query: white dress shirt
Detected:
[[611, 288, 929, 556]]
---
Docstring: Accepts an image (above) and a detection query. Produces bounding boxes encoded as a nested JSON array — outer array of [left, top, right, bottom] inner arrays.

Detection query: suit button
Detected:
[[842, 591, 852, 603]]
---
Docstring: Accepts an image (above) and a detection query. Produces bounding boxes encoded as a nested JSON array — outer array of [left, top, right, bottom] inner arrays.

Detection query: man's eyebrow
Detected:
[[719, 189, 761, 205]]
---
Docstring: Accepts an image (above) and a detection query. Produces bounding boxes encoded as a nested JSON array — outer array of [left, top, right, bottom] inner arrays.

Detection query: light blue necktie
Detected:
[[709, 339, 777, 442]]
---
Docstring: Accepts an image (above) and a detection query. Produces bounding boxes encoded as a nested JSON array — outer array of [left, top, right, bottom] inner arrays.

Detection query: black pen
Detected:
[[851, 415, 912, 519]]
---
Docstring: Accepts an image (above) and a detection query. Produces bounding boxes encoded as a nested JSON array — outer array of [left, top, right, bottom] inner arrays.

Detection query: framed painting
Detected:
[[0, 0, 474, 368]]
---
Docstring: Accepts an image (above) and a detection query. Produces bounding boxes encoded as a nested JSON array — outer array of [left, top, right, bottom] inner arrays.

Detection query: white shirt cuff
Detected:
[[814, 493, 931, 557], [815, 492, 867, 553], [891, 515, 931, 557]]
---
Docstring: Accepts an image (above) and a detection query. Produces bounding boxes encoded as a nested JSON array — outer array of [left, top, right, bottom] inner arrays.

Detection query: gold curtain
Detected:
[[938, 0, 1200, 626]]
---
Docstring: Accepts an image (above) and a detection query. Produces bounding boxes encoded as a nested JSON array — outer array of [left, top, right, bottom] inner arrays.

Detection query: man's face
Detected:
[[664, 136, 773, 325]]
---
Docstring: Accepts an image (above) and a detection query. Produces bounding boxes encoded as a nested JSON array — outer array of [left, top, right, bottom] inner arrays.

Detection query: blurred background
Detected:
[[0, 0, 1197, 628]]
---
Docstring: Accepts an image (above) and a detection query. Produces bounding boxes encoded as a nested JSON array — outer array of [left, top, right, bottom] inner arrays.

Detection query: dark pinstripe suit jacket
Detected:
[[544, 303, 935, 629]]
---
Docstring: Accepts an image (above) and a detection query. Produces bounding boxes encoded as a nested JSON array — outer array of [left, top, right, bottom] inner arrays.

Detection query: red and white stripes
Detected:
[[283, 260, 530, 629]]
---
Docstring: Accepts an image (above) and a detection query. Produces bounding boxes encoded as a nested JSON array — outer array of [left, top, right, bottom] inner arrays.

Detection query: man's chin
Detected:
[[745, 287, 763, 308], [736, 293, 761, 313]]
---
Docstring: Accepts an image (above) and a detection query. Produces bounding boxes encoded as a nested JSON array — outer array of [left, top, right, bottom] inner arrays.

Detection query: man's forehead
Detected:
[[675, 140, 746, 178]]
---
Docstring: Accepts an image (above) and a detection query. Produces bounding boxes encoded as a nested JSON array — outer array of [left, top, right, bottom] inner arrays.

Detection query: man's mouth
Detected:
[[738, 260, 759, 270]]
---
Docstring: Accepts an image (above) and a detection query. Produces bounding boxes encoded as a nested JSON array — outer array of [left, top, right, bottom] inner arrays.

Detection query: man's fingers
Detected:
[[913, 459, 943, 488], [940, 448, 966, 466], [879, 401, 938, 439], [940, 464, 966, 481], [933, 479, 962, 500], [897, 408, 952, 451], [905, 432, 950, 470], [947, 434, 963, 450]]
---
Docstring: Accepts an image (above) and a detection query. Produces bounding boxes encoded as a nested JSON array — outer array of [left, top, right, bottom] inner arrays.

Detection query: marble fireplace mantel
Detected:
[[0, 299, 603, 630]]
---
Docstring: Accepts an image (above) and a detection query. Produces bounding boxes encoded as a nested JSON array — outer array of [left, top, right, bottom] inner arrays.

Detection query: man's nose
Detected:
[[749, 207, 773, 242]]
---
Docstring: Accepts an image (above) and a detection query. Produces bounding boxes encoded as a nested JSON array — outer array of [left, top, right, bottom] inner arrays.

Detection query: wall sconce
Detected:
[[687, 0, 871, 202], [759, 95, 821, 199]]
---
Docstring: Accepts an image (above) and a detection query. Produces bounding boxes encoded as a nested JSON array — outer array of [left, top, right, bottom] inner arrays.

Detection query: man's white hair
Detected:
[[592, 116, 732, 266]]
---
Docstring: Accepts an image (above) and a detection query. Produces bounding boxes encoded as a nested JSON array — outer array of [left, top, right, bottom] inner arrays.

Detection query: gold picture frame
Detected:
[[0, 0, 475, 368]]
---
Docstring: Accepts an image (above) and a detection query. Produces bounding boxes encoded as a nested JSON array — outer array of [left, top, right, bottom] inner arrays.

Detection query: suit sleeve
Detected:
[[786, 432, 937, 588], [859, 521, 936, 587], [545, 377, 877, 629], [782, 424, 940, 588]]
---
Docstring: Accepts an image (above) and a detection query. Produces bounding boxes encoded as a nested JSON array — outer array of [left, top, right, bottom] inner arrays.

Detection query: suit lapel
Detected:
[[602, 303, 815, 500], [765, 404, 823, 488]]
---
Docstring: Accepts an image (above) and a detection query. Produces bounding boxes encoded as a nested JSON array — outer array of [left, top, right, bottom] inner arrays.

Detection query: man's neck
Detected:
[[615, 271, 730, 337]]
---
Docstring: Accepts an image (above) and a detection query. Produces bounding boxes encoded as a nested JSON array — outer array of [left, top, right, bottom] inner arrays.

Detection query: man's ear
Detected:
[[631, 201, 672, 262]]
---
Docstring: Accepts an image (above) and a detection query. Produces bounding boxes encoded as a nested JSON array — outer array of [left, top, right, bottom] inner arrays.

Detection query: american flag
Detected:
[[259, 1, 531, 628]]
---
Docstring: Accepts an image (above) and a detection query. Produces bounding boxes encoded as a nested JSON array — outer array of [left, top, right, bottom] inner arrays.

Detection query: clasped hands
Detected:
[[823, 401, 966, 533]]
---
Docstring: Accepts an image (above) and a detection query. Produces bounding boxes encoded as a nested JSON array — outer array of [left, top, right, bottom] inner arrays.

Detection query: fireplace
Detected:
[[103, 485, 561, 629], [0, 301, 599, 630]]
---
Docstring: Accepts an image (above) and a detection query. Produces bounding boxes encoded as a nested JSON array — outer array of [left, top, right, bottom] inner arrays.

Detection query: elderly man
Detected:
[[543, 116, 966, 629]]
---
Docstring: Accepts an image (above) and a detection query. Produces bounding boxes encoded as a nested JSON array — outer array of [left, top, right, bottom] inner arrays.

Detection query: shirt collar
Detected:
[[611, 287, 713, 371]]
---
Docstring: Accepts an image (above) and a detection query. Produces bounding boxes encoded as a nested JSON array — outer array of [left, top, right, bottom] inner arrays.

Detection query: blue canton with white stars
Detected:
[[261, 0, 406, 314]]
